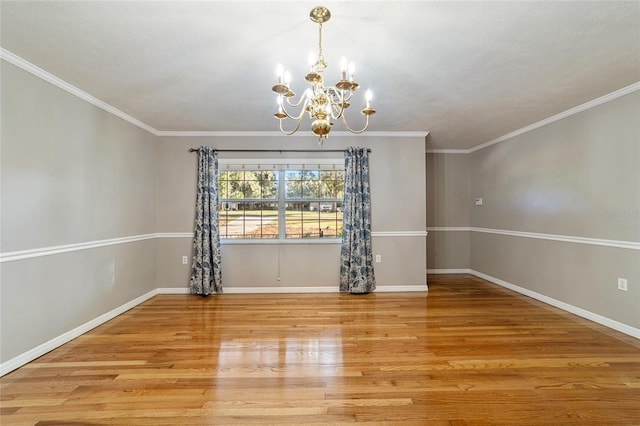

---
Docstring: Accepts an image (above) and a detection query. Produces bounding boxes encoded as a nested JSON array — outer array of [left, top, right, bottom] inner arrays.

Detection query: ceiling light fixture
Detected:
[[272, 6, 376, 144]]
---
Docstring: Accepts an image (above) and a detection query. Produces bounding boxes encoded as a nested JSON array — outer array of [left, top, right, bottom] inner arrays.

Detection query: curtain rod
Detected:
[[188, 148, 371, 153]]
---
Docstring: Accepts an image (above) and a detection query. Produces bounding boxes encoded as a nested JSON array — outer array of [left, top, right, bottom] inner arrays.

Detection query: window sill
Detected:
[[221, 238, 341, 245]]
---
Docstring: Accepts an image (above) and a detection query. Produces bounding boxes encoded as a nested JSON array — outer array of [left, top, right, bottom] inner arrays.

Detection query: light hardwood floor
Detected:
[[1, 274, 639, 425]]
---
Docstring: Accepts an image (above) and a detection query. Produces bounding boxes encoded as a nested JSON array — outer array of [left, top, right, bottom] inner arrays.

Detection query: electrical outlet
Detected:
[[375, 255, 382, 263], [475, 198, 483, 206], [182, 256, 188, 265], [617, 278, 628, 291]]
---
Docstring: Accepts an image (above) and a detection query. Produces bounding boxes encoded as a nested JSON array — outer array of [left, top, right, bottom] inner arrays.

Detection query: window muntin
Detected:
[[218, 162, 343, 240]]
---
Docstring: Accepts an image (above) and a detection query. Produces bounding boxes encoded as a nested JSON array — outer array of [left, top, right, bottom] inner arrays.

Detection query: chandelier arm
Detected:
[[279, 100, 309, 121], [340, 113, 371, 134], [328, 100, 344, 120], [331, 88, 353, 120], [279, 116, 305, 136], [327, 88, 342, 103], [285, 96, 307, 108], [324, 89, 343, 119]]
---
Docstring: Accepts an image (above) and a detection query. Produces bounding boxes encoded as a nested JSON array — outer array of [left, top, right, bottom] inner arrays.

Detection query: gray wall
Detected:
[[426, 152, 470, 270], [5, 45, 635, 369], [427, 92, 639, 330], [156, 135, 427, 289], [0, 61, 158, 363], [0, 60, 426, 367], [468, 91, 640, 329]]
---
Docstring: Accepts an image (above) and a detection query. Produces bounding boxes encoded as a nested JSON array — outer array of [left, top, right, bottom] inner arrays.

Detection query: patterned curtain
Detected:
[[340, 147, 376, 293], [190, 147, 223, 295]]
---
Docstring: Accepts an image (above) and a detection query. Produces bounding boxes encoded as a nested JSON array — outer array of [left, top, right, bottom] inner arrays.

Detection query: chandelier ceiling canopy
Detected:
[[272, 6, 375, 144]]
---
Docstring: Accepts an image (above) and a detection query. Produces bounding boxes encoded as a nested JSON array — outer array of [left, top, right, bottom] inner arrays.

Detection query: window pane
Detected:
[[285, 170, 303, 199], [320, 205, 343, 238], [218, 169, 279, 239], [284, 202, 343, 239], [320, 180, 337, 198], [242, 171, 259, 199], [302, 211, 321, 238], [218, 201, 279, 239], [335, 171, 345, 199], [284, 203, 304, 238], [225, 170, 245, 199], [218, 172, 227, 199], [286, 170, 326, 199], [282, 167, 343, 238], [259, 170, 278, 199], [302, 179, 320, 199]]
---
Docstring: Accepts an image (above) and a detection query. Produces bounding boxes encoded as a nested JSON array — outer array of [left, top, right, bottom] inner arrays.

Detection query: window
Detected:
[[284, 169, 344, 239], [218, 160, 344, 241], [218, 169, 279, 239]]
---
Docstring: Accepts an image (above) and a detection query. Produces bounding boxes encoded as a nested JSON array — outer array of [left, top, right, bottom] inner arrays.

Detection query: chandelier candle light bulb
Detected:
[[271, 5, 376, 144], [276, 64, 283, 83], [340, 57, 348, 80]]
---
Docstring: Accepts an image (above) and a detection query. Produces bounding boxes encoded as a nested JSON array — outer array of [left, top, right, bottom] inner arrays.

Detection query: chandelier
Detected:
[[272, 6, 375, 144]]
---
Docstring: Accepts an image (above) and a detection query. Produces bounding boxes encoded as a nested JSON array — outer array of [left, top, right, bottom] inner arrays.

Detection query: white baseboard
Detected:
[[225, 286, 338, 294], [427, 269, 471, 274], [377, 285, 428, 292], [161, 285, 428, 294], [0, 289, 159, 377], [469, 270, 640, 340], [156, 287, 190, 294]]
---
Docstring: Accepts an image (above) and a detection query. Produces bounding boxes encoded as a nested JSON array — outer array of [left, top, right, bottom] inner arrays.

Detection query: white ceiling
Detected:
[[1, 1, 639, 150]]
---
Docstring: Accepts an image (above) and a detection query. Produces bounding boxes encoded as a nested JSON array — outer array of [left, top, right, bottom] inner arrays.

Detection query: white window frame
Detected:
[[218, 158, 344, 244]]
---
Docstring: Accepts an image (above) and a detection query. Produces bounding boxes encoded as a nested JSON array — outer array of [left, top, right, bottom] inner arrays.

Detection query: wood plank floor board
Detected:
[[1, 274, 639, 425]]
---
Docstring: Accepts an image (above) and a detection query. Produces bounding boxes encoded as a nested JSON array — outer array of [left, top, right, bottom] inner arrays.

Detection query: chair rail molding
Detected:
[[0, 234, 157, 263], [426, 227, 639, 251]]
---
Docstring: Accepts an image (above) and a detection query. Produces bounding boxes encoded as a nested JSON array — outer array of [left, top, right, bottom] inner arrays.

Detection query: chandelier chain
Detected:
[[318, 22, 323, 60]]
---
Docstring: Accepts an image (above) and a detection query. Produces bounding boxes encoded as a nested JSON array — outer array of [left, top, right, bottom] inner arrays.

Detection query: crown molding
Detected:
[[429, 81, 640, 154], [158, 131, 286, 137], [2, 49, 427, 140], [4, 48, 635, 150], [0, 48, 159, 136], [156, 130, 429, 138], [469, 81, 640, 153]]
